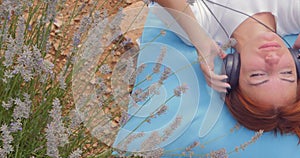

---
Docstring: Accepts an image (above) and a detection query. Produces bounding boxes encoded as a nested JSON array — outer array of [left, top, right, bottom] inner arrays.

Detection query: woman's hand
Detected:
[[293, 34, 300, 49], [155, 0, 231, 93], [197, 42, 231, 93]]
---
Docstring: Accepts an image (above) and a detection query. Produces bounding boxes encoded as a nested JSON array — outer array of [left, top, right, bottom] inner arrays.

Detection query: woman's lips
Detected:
[[259, 42, 281, 50]]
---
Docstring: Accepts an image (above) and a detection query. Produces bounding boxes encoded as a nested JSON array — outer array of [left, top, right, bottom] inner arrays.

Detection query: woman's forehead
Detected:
[[239, 79, 297, 108]]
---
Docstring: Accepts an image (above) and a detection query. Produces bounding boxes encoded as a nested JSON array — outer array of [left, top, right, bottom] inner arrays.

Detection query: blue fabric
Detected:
[[113, 7, 300, 158]]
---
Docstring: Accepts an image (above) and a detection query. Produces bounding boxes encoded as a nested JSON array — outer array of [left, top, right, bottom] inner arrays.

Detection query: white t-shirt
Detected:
[[190, 0, 300, 44], [153, 0, 300, 46]]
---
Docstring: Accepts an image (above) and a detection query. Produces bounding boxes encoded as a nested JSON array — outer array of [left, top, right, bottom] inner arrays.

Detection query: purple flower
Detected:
[[69, 148, 82, 158], [153, 47, 167, 73], [9, 120, 22, 132], [173, 83, 188, 97], [159, 67, 172, 84], [0, 124, 14, 157], [13, 93, 32, 120], [119, 111, 130, 127], [99, 64, 112, 75]]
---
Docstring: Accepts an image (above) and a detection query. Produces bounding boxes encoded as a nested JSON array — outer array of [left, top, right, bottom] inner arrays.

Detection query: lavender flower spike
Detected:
[[0, 124, 14, 157], [99, 64, 112, 75], [45, 123, 60, 158], [158, 67, 172, 84], [49, 98, 69, 147], [174, 83, 188, 97], [153, 47, 167, 73], [69, 148, 83, 158], [13, 93, 32, 120], [44, 0, 58, 23], [16, 16, 25, 51], [1, 98, 14, 110], [209, 148, 228, 158]]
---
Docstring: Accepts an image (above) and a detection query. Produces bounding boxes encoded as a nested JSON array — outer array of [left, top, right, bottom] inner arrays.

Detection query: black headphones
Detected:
[[222, 48, 300, 91]]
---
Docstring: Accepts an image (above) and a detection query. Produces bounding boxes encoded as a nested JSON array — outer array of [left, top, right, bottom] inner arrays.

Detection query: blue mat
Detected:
[[113, 6, 300, 158]]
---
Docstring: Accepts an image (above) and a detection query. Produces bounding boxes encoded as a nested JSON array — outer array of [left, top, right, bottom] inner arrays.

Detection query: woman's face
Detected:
[[239, 31, 297, 108]]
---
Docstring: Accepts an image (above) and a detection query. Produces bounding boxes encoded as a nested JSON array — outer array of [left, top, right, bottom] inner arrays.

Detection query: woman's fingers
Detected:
[[200, 63, 227, 81], [206, 79, 230, 93], [205, 71, 228, 81], [201, 66, 230, 92], [210, 84, 228, 93], [204, 74, 231, 92], [198, 46, 230, 93]]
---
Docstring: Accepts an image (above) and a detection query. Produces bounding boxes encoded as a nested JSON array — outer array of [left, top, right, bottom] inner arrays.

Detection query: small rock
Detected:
[[125, 0, 134, 4], [74, 17, 81, 22], [53, 43, 59, 51], [54, 19, 63, 28]]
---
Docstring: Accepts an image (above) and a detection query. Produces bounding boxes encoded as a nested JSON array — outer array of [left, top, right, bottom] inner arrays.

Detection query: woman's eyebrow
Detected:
[[280, 78, 296, 83], [249, 80, 269, 86], [249, 78, 295, 86]]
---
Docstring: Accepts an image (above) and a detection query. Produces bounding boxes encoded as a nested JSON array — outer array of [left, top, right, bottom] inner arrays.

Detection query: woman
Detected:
[[154, 0, 300, 140]]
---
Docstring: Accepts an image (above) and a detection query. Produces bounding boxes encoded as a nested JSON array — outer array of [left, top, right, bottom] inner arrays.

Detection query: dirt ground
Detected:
[[49, 0, 149, 156], [48, 0, 148, 69]]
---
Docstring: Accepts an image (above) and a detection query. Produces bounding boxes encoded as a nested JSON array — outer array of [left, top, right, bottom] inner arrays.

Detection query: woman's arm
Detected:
[[155, 0, 230, 92], [155, 0, 212, 54]]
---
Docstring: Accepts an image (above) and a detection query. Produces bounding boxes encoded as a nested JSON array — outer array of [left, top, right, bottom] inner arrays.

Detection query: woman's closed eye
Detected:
[[280, 70, 293, 75], [250, 70, 294, 77], [279, 70, 296, 82], [248, 72, 268, 86]]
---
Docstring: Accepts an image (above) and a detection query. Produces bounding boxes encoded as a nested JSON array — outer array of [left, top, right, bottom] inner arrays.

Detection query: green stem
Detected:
[[5, 74, 21, 99], [116, 94, 176, 147], [0, 12, 9, 50]]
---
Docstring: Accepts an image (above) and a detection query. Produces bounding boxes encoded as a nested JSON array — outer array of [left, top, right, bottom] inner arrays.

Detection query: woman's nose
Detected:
[[265, 53, 280, 65]]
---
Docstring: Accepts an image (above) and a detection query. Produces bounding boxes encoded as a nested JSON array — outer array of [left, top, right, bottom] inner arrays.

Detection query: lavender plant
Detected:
[[0, 0, 121, 157], [0, 0, 264, 157]]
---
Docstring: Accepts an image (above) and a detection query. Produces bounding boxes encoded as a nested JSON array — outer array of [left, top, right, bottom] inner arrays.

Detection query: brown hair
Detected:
[[225, 81, 300, 143]]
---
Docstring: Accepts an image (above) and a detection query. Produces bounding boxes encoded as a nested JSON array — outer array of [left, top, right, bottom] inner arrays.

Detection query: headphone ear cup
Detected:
[[289, 48, 300, 79], [222, 52, 241, 91]]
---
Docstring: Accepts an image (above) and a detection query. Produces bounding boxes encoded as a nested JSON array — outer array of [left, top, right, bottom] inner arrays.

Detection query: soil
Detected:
[[49, 0, 147, 69], [48, 0, 149, 156]]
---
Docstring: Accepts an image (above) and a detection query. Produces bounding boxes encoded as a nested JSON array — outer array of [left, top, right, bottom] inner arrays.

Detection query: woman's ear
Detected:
[[293, 34, 300, 49]]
